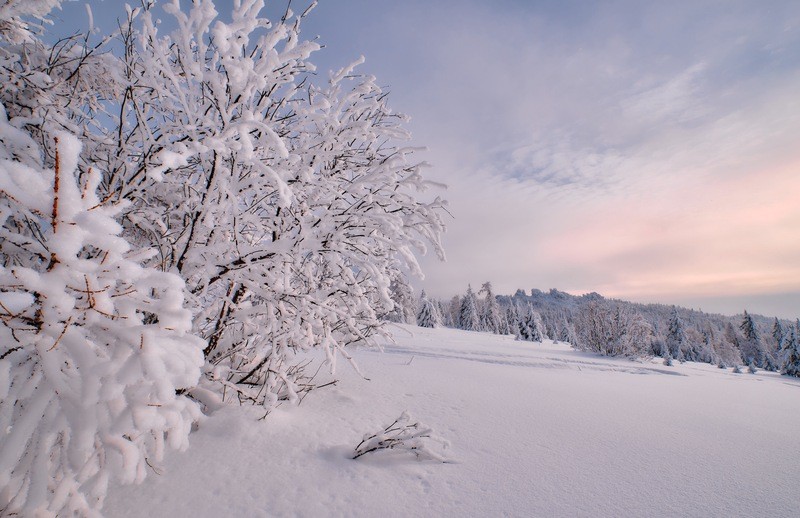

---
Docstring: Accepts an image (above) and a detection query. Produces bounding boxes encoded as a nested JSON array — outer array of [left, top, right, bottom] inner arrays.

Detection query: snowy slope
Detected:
[[105, 325, 800, 517]]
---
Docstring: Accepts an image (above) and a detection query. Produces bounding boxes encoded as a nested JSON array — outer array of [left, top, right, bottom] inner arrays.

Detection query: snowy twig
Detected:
[[47, 315, 73, 351], [352, 411, 451, 462]]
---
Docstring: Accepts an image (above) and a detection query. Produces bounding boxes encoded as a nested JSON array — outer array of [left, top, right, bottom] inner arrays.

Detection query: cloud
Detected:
[[399, 0, 800, 316]]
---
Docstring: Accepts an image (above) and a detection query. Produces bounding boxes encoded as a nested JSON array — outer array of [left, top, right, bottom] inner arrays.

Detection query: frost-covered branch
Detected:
[[110, 0, 446, 408], [0, 129, 203, 516], [353, 411, 450, 462]]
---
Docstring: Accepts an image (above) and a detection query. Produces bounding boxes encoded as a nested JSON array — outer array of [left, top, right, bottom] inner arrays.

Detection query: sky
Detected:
[[52, 0, 800, 318]]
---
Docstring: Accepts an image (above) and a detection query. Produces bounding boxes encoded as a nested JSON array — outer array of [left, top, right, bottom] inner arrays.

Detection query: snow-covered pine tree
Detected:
[[386, 277, 417, 324], [0, 130, 203, 516], [759, 317, 784, 371], [497, 308, 511, 335], [684, 326, 714, 364], [459, 285, 481, 332], [762, 349, 779, 372], [738, 311, 764, 367], [781, 327, 800, 377], [719, 322, 744, 367], [478, 282, 502, 334], [528, 310, 546, 342], [514, 305, 544, 342], [0, 6, 205, 513], [448, 295, 462, 328], [416, 291, 442, 328], [515, 304, 533, 341], [772, 318, 785, 350], [665, 307, 685, 361], [553, 312, 574, 344], [561, 321, 577, 345], [506, 304, 521, 338], [437, 299, 454, 328]]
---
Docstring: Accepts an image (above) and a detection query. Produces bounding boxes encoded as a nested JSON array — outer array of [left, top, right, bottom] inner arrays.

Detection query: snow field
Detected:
[[105, 325, 800, 517]]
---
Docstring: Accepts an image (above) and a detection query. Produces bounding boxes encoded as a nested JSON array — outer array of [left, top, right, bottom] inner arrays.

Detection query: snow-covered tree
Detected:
[[530, 310, 545, 342], [559, 319, 577, 345], [496, 312, 511, 335], [0, 130, 203, 516], [683, 327, 714, 364], [518, 306, 545, 342], [665, 307, 685, 360], [782, 327, 800, 377], [103, 0, 446, 407], [437, 299, 453, 328], [416, 290, 441, 328], [574, 302, 651, 357], [459, 285, 481, 332], [447, 295, 462, 328], [738, 311, 764, 367], [720, 322, 744, 366], [386, 277, 417, 324], [772, 318, 785, 350], [505, 304, 520, 337], [515, 305, 532, 340], [478, 282, 502, 334], [762, 349, 779, 372], [759, 317, 785, 372]]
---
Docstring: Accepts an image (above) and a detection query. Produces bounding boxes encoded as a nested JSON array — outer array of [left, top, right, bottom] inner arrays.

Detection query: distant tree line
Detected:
[[385, 281, 800, 377]]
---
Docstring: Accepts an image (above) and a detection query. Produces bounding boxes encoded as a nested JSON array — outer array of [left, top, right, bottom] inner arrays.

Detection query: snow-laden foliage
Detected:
[[517, 305, 545, 342], [782, 323, 800, 377], [0, 1, 120, 171], [386, 277, 417, 324], [573, 302, 652, 357], [94, 0, 446, 408], [665, 307, 685, 360], [505, 303, 520, 336], [352, 411, 450, 462], [416, 290, 441, 328], [478, 281, 502, 334], [458, 285, 481, 332], [0, 128, 203, 516], [0, 0, 63, 43], [739, 310, 765, 367], [772, 318, 784, 350]]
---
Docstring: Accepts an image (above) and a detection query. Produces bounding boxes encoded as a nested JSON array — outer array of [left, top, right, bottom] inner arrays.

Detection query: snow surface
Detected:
[[105, 325, 800, 517]]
